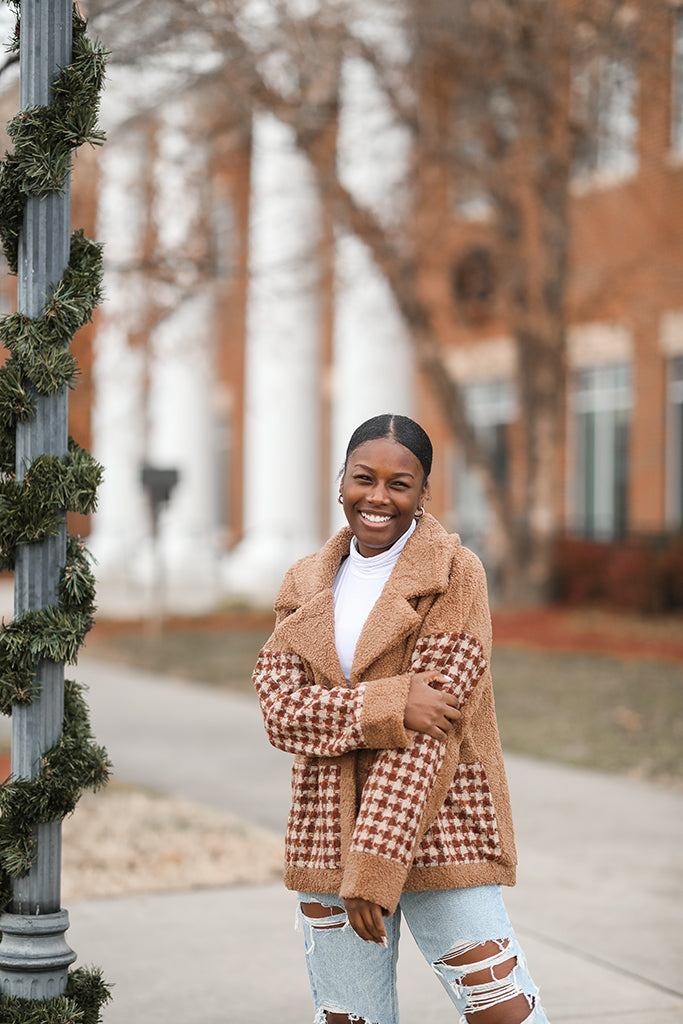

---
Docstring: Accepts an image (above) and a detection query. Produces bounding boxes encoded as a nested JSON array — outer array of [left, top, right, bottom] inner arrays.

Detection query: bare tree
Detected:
[[75, 0, 652, 599]]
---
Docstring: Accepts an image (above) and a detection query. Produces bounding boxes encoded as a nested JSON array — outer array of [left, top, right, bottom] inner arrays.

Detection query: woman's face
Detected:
[[340, 437, 428, 558]]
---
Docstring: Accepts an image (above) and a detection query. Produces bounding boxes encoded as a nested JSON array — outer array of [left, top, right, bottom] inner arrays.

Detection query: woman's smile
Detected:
[[358, 511, 393, 524]]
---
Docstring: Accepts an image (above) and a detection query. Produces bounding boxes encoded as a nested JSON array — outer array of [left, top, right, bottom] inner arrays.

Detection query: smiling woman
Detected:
[[252, 413, 550, 1024], [338, 416, 431, 557]]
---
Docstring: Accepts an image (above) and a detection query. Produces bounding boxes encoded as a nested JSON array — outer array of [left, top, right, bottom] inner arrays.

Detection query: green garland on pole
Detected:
[[0, 966, 111, 1024], [0, 3, 106, 274], [0, 1, 112, 1019]]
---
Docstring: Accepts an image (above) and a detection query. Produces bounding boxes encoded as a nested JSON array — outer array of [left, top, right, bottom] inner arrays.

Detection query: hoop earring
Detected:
[[414, 506, 425, 519], [338, 492, 344, 505]]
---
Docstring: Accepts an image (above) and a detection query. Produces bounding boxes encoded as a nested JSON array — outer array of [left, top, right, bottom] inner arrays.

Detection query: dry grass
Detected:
[[86, 622, 270, 694], [491, 647, 683, 785], [61, 785, 283, 901]]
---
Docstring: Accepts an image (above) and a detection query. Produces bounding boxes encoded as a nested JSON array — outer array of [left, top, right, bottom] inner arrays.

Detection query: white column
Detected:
[[88, 135, 149, 591], [141, 101, 220, 603], [330, 47, 415, 530], [223, 111, 321, 602]]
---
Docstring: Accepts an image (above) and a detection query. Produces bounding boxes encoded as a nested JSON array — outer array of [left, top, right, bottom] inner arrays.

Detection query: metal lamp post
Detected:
[[0, 0, 77, 998], [141, 464, 180, 622]]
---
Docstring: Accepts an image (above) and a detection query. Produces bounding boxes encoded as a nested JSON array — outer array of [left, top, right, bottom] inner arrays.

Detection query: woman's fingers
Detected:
[[444, 698, 462, 721], [432, 711, 460, 740], [344, 898, 388, 946], [362, 902, 387, 944], [404, 674, 463, 737]]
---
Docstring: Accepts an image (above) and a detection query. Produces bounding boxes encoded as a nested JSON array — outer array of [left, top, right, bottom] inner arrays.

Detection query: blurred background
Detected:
[[2, 0, 683, 617]]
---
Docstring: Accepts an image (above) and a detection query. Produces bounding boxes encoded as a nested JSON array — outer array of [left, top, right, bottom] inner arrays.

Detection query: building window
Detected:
[[448, 87, 515, 222], [451, 247, 496, 326], [449, 134, 493, 222], [672, 8, 683, 154], [571, 363, 631, 539], [210, 194, 236, 278], [573, 54, 639, 181], [667, 355, 683, 526], [452, 378, 516, 561]]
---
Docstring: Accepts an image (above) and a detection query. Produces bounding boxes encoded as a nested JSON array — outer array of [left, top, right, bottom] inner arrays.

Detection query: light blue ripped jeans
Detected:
[[297, 885, 550, 1024]]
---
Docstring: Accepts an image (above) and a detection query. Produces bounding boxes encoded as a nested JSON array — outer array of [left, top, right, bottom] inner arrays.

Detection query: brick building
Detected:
[[1, 2, 682, 608], [414, 2, 683, 598]]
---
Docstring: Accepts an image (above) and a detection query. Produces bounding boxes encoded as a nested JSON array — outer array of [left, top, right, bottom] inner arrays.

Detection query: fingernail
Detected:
[[380, 936, 388, 949]]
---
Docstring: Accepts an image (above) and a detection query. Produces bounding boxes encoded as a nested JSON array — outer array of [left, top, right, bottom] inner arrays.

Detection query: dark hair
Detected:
[[344, 414, 433, 481]]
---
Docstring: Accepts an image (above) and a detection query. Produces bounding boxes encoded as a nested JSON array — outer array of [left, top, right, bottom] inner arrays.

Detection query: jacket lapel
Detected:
[[274, 588, 348, 688], [271, 514, 458, 690], [350, 589, 422, 683], [351, 515, 455, 682], [271, 528, 352, 689]]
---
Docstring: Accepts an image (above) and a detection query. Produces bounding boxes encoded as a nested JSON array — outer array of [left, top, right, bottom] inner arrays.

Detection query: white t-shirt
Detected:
[[333, 520, 416, 682]]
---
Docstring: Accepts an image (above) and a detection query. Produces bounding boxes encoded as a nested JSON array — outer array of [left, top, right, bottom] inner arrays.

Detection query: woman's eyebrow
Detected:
[[353, 462, 415, 479]]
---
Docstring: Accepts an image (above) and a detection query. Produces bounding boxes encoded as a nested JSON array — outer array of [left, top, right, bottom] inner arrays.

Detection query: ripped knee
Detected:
[[301, 901, 346, 930], [314, 1008, 372, 1024], [433, 939, 535, 1024], [326, 1014, 368, 1024]]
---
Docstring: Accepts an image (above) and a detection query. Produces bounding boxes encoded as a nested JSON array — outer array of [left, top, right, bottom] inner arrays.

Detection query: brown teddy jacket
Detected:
[[252, 513, 517, 915]]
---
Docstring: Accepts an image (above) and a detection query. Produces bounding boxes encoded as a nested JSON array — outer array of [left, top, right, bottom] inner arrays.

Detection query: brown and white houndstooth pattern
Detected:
[[350, 734, 441, 867], [257, 632, 498, 872], [287, 761, 342, 869], [254, 649, 365, 757], [410, 632, 487, 708], [348, 632, 489, 868], [413, 762, 502, 865]]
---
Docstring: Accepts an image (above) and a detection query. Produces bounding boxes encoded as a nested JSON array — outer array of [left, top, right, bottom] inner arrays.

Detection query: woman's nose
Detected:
[[368, 484, 389, 503]]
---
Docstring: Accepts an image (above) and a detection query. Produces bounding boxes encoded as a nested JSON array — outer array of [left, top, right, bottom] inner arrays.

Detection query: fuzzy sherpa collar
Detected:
[[271, 514, 460, 687]]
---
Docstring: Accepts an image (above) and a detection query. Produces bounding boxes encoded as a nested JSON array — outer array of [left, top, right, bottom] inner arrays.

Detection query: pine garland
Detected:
[[0, 4, 107, 274], [0, 676, 109, 890], [0, 231, 104, 403], [0, 2, 111, 1018], [0, 967, 110, 1023], [0, 535, 98, 713], [0, 441, 103, 565]]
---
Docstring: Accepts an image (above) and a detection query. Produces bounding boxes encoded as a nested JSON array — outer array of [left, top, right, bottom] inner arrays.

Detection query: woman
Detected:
[[253, 414, 549, 1024]]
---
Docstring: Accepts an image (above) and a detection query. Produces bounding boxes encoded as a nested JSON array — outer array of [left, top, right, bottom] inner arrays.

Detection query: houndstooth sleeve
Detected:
[[253, 648, 412, 757]]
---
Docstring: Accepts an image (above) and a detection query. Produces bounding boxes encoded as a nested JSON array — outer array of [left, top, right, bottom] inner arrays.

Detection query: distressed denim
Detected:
[[297, 885, 550, 1024]]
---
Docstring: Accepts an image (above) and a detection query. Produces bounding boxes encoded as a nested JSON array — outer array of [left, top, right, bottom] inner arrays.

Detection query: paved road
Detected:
[[2, 655, 682, 1022]]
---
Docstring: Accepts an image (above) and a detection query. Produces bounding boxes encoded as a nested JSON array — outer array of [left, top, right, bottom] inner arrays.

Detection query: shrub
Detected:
[[553, 533, 683, 613]]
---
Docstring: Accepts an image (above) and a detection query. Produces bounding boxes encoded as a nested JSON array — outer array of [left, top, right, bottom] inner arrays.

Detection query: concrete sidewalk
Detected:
[[66, 881, 683, 1024], [4, 656, 683, 1023]]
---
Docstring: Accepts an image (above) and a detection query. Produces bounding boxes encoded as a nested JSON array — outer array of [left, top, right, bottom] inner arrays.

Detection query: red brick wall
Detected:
[[414, 0, 683, 540]]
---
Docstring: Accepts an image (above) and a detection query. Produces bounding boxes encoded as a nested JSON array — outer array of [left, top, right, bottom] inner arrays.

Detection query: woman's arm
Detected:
[[253, 647, 463, 760], [253, 647, 418, 757]]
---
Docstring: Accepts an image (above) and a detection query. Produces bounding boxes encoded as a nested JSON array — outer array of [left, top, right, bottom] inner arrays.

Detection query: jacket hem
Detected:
[[283, 859, 517, 901], [403, 860, 517, 891], [284, 866, 344, 894]]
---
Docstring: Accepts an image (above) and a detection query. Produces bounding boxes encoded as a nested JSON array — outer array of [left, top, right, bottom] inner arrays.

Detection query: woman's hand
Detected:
[[404, 673, 462, 740], [344, 897, 388, 946]]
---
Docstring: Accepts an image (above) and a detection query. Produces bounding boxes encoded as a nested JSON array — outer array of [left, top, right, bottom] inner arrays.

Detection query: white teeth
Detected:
[[360, 512, 391, 523]]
